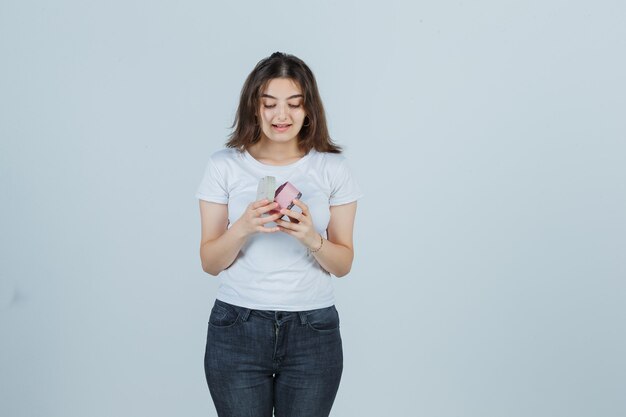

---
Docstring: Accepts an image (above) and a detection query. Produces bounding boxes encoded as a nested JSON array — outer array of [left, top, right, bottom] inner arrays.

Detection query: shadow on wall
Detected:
[[0, 279, 20, 311]]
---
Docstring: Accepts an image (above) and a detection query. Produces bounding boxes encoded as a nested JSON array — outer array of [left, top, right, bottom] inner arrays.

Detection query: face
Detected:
[[258, 78, 306, 145]]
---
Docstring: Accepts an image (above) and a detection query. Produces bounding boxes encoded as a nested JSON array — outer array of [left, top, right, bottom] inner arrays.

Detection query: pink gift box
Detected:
[[274, 182, 302, 211]]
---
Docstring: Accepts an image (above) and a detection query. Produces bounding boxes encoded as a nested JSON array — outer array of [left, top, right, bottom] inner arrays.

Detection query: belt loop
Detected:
[[240, 308, 251, 322], [298, 311, 307, 325]]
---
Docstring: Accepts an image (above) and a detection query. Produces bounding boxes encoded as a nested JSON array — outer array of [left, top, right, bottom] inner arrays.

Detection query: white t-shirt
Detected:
[[195, 148, 363, 311]]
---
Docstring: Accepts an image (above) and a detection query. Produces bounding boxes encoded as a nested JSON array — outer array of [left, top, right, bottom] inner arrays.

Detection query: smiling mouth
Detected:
[[272, 124, 291, 128]]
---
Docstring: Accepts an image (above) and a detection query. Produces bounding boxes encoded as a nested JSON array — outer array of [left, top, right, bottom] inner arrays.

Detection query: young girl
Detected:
[[196, 52, 363, 417]]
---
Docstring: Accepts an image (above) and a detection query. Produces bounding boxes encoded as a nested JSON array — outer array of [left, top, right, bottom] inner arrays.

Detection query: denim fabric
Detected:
[[204, 299, 343, 417]]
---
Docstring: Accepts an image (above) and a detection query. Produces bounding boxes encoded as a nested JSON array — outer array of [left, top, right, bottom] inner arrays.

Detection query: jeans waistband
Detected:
[[214, 299, 334, 326]]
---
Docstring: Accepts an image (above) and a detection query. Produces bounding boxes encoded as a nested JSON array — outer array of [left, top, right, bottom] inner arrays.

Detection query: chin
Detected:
[[263, 133, 300, 144]]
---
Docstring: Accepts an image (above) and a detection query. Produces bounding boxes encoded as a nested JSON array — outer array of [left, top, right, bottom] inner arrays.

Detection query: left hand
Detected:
[[275, 199, 320, 250]]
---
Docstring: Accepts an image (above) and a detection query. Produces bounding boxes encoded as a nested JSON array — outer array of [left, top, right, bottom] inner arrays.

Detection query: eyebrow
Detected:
[[261, 94, 304, 100]]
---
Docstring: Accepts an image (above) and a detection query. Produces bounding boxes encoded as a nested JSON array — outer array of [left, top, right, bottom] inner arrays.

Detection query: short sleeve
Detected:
[[329, 158, 364, 206], [195, 156, 228, 204]]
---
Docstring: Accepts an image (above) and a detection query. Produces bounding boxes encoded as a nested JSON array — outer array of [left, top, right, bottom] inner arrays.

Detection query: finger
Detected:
[[257, 225, 279, 233], [277, 225, 295, 235], [276, 219, 300, 231], [258, 213, 282, 224], [255, 202, 279, 216], [280, 208, 305, 223], [292, 199, 309, 214], [250, 199, 270, 209]]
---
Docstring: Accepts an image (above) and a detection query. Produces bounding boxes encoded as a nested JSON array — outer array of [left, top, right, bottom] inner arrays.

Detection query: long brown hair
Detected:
[[226, 52, 342, 154]]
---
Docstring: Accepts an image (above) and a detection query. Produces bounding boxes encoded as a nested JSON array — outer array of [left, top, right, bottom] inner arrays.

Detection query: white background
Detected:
[[1, 1, 625, 416]]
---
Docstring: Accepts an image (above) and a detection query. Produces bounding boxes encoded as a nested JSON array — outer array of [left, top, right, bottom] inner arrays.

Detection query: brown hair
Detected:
[[225, 52, 342, 154]]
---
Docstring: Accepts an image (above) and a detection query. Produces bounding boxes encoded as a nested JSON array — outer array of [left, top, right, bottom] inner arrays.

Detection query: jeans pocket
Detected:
[[208, 300, 240, 328], [306, 306, 340, 333]]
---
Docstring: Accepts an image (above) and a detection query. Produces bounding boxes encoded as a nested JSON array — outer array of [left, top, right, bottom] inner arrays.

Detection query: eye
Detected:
[[263, 104, 276, 109], [288, 103, 302, 108]]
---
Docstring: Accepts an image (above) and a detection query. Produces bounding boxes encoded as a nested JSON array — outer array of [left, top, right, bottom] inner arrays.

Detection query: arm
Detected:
[[199, 199, 281, 276], [276, 200, 358, 277]]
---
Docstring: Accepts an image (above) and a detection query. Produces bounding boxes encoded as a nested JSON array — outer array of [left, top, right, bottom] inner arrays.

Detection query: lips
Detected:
[[272, 123, 292, 132]]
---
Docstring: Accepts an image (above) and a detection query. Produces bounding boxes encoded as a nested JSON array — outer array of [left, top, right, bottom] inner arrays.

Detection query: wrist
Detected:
[[308, 233, 324, 254], [230, 220, 251, 240]]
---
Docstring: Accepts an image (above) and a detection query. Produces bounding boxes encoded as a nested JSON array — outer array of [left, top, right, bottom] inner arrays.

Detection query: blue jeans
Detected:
[[204, 299, 343, 417]]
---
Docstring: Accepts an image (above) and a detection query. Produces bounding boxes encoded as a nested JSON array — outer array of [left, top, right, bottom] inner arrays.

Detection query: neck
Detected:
[[248, 137, 305, 165]]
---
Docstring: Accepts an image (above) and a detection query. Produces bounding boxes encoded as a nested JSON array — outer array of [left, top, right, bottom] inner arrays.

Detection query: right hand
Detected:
[[231, 199, 282, 237]]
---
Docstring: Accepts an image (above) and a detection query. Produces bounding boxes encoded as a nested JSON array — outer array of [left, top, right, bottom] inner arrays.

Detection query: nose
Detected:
[[276, 103, 288, 120]]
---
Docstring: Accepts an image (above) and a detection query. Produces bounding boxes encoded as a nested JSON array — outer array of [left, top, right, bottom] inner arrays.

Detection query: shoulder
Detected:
[[209, 147, 242, 163], [308, 150, 347, 171], [205, 148, 246, 172]]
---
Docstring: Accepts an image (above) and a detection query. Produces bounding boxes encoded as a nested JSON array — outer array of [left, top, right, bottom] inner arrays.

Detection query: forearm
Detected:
[[200, 224, 249, 276], [310, 236, 354, 278]]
